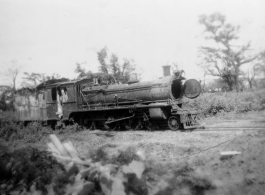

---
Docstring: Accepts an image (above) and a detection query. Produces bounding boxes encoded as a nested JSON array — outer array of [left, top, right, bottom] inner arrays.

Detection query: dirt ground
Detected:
[[52, 111, 265, 195]]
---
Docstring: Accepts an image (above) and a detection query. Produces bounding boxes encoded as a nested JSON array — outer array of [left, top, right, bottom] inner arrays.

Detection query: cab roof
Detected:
[[44, 78, 91, 88]]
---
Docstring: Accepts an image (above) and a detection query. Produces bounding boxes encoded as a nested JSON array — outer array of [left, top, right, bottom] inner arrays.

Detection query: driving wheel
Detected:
[[145, 120, 158, 131], [104, 113, 119, 131], [80, 114, 94, 130], [123, 117, 141, 130]]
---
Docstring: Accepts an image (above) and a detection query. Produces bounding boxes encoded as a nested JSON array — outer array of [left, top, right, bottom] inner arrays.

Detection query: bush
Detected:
[[0, 145, 68, 194], [184, 89, 265, 117], [0, 111, 17, 126], [0, 120, 54, 144], [0, 110, 85, 144]]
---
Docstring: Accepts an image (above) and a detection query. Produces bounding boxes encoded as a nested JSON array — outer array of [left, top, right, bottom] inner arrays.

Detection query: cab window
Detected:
[[61, 86, 75, 102], [51, 87, 57, 101]]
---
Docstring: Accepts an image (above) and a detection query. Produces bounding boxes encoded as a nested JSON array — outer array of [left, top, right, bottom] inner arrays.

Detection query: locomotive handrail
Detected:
[[80, 91, 90, 108], [81, 99, 172, 109]]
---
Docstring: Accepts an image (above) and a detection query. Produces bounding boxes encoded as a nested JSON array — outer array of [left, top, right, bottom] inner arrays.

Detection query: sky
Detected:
[[0, 0, 265, 88]]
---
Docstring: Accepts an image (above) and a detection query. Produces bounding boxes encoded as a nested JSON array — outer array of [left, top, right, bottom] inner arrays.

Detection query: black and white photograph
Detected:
[[0, 0, 265, 194]]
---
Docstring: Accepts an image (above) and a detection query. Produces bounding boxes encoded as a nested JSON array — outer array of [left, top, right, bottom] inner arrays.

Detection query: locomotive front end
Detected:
[[167, 72, 203, 130]]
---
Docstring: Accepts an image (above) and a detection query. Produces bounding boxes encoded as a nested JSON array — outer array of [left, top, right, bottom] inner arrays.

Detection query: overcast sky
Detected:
[[1, 0, 265, 87]]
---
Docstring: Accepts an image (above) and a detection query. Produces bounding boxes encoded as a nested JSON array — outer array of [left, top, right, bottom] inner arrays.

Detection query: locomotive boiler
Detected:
[[14, 67, 202, 131]]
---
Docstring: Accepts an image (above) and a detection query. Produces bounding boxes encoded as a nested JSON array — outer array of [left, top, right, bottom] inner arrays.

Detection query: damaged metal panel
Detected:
[[14, 91, 47, 121]]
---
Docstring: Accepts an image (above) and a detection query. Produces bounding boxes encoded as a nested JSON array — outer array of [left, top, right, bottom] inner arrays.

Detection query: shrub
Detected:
[[0, 111, 17, 126], [0, 145, 67, 194], [0, 120, 53, 143], [184, 89, 265, 116]]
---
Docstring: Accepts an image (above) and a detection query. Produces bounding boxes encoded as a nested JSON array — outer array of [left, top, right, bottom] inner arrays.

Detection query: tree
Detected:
[[198, 49, 237, 91], [97, 47, 109, 75], [75, 62, 92, 79], [257, 51, 265, 76], [198, 13, 260, 92], [0, 60, 22, 90], [242, 63, 259, 89], [121, 58, 136, 82], [44, 73, 62, 81], [97, 47, 136, 84], [22, 72, 64, 88], [22, 72, 45, 87], [204, 78, 223, 92]]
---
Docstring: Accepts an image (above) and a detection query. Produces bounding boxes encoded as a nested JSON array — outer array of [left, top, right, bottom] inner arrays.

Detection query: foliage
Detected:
[[73, 47, 136, 84], [0, 112, 54, 144], [0, 110, 85, 144], [198, 13, 260, 91], [0, 145, 68, 195], [22, 72, 64, 88], [0, 111, 17, 125], [184, 89, 265, 117], [57, 123, 83, 134], [204, 77, 246, 92], [203, 78, 226, 92], [257, 51, 265, 75], [249, 51, 265, 89], [0, 130, 216, 195], [74, 62, 93, 79], [22, 72, 45, 87], [0, 121, 53, 144], [0, 134, 149, 195], [97, 47, 136, 84], [242, 63, 260, 89]]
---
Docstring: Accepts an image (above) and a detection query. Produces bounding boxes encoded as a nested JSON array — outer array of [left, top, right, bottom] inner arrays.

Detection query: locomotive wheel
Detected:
[[104, 114, 119, 131], [123, 118, 140, 130], [145, 120, 158, 131], [168, 116, 181, 131], [80, 114, 94, 130]]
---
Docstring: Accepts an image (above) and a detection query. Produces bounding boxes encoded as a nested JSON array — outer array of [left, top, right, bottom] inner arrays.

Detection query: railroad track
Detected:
[[197, 126, 265, 131], [119, 126, 265, 133]]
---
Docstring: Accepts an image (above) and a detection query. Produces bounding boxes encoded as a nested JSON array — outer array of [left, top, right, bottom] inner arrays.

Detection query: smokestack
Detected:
[[162, 65, 171, 77]]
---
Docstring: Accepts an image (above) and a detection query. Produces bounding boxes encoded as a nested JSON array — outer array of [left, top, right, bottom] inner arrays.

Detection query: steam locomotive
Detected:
[[14, 66, 202, 130]]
